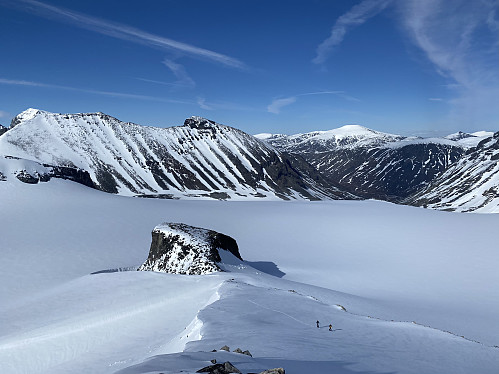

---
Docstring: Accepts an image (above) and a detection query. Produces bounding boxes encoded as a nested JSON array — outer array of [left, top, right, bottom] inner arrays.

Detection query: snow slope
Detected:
[[0, 109, 351, 200], [407, 132, 499, 213], [0, 178, 498, 373]]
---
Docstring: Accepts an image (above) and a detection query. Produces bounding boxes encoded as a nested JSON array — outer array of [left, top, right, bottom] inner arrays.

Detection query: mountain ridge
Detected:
[[1, 108, 497, 212], [405, 132, 499, 212], [0, 109, 355, 201]]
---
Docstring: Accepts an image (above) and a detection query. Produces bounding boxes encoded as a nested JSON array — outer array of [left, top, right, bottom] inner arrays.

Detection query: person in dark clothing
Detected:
[[316, 320, 320, 328], [329, 324, 332, 331]]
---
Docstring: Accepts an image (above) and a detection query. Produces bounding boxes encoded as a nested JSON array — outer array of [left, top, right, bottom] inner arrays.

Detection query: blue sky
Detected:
[[0, 0, 497, 136]]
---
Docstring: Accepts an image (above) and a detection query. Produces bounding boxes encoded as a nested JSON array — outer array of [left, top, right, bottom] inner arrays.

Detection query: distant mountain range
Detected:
[[0, 109, 497, 212], [256, 126, 490, 202]]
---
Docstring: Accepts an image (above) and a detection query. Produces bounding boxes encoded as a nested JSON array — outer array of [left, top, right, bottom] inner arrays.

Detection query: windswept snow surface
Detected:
[[0, 179, 498, 373]]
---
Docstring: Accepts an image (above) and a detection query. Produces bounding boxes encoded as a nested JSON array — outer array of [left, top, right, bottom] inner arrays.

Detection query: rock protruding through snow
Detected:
[[138, 223, 242, 275]]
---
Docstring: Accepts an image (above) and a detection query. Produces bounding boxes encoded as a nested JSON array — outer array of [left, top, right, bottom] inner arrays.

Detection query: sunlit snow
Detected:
[[0, 178, 498, 374]]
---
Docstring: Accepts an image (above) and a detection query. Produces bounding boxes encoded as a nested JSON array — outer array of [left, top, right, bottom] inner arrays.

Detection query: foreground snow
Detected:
[[0, 179, 498, 373]]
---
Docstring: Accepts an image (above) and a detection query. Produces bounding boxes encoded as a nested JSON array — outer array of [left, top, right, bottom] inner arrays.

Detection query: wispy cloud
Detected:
[[300, 91, 361, 102], [162, 58, 196, 88], [8, 0, 247, 69], [197, 97, 213, 110], [135, 77, 185, 87], [428, 98, 443, 102], [196, 98, 257, 112], [0, 77, 192, 105], [268, 91, 360, 114], [313, 0, 392, 64], [400, 0, 498, 88], [0, 110, 10, 118], [399, 0, 499, 127], [267, 97, 297, 114]]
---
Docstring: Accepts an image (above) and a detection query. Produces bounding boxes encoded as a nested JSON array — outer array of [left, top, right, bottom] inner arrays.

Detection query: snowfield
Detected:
[[0, 178, 498, 374]]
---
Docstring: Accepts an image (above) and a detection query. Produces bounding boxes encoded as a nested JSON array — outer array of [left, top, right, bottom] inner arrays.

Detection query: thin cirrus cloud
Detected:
[[0, 110, 11, 118], [400, 0, 498, 89], [7, 0, 247, 70], [162, 59, 196, 89], [0, 78, 193, 105], [399, 0, 499, 124], [267, 97, 297, 114], [313, 0, 393, 65], [196, 97, 213, 110], [313, 0, 498, 126], [135, 77, 186, 88], [268, 91, 360, 114]]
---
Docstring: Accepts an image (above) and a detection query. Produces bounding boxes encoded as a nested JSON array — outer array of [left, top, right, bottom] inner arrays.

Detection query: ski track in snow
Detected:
[[247, 299, 311, 327], [242, 280, 498, 349]]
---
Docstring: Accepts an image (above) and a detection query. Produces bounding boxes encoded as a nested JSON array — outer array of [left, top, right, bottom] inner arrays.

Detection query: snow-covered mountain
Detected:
[[256, 124, 405, 153], [259, 126, 466, 201], [406, 132, 499, 213], [444, 130, 495, 148], [0, 109, 354, 200]]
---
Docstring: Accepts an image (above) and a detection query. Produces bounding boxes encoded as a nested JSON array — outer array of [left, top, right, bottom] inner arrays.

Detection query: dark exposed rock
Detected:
[[138, 223, 242, 275], [297, 143, 463, 202], [0, 124, 7, 136], [135, 193, 179, 199], [258, 369, 285, 374], [233, 348, 243, 354], [197, 361, 241, 374], [242, 350, 252, 357], [3, 155, 95, 188], [15, 170, 43, 184], [220, 345, 230, 352], [46, 165, 95, 188]]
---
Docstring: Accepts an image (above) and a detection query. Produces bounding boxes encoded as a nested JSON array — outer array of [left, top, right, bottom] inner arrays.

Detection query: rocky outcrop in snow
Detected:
[[197, 361, 241, 373], [0, 155, 94, 187], [138, 223, 243, 275]]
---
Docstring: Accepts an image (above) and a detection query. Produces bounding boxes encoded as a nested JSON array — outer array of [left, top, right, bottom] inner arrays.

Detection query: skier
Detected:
[[329, 324, 332, 331], [316, 320, 320, 328]]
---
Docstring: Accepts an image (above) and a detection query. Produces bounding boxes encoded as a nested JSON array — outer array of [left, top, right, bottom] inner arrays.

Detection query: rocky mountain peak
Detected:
[[10, 108, 44, 128], [184, 116, 221, 130]]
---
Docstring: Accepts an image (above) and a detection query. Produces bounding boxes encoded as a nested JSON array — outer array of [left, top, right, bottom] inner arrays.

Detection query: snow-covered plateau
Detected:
[[0, 177, 498, 374]]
